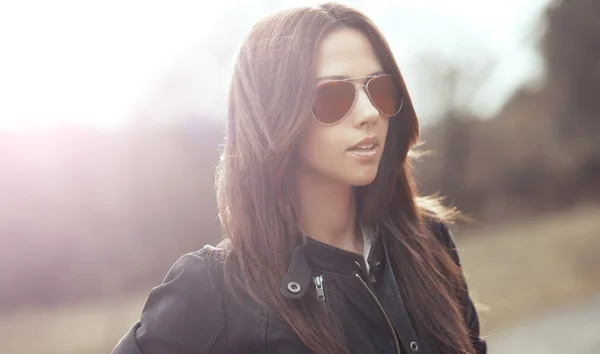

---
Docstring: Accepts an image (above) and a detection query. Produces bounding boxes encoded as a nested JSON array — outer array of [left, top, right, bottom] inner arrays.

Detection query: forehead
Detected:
[[315, 27, 383, 80]]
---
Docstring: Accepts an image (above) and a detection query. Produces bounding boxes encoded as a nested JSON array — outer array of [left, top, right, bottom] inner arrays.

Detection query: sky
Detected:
[[0, 0, 551, 132]]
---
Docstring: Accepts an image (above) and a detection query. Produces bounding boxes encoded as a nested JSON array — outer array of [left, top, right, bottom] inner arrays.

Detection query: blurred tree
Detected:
[[416, 0, 600, 223], [540, 0, 600, 202], [541, 0, 600, 148]]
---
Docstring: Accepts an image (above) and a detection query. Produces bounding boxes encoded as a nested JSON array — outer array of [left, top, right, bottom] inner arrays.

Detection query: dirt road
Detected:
[[488, 297, 600, 354]]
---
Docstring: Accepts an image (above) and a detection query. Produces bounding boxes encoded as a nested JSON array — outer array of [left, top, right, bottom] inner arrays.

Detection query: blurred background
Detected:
[[0, 0, 598, 353]]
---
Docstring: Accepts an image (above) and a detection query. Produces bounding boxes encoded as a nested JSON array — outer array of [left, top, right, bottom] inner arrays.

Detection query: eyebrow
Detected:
[[316, 70, 386, 81]]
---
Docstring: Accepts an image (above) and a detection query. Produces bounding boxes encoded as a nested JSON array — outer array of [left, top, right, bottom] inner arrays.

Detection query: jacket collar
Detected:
[[280, 232, 386, 299]]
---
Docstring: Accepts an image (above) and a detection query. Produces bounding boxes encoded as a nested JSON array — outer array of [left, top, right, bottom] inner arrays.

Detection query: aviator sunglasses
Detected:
[[311, 73, 404, 125]]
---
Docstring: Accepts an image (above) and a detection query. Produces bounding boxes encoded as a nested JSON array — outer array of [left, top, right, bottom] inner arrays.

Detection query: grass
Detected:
[[1, 204, 599, 354]]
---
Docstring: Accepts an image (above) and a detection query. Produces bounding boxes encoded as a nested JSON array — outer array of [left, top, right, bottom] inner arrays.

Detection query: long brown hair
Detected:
[[215, 2, 475, 354]]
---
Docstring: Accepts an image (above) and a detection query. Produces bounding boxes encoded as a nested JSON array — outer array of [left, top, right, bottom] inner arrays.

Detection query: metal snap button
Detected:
[[374, 260, 381, 268], [287, 281, 301, 293], [410, 341, 419, 351]]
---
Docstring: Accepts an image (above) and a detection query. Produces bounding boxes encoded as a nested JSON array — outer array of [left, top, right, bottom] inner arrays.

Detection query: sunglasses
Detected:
[[311, 74, 404, 125]]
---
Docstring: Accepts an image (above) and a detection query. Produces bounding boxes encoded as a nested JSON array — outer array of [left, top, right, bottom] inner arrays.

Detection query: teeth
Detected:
[[354, 144, 374, 150]]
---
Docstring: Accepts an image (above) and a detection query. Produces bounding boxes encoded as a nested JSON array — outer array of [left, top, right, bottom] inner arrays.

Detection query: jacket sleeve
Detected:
[[435, 222, 488, 354], [112, 248, 226, 354]]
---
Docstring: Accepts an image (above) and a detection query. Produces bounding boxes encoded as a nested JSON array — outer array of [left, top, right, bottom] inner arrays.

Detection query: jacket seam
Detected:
[[312, 269, 354, 279], [203, 320, 226, 354], [205, 258, 228, 354], [264, 309, 271, 354]]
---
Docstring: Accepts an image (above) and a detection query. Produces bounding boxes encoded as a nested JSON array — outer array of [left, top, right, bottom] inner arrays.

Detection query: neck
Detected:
[[297, 170, 362, 254]]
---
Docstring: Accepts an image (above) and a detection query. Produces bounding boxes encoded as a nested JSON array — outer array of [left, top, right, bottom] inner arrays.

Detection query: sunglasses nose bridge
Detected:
[[352, 84, 380, 123], [353, 84, 368, 101], [355, 82, 377, 105]]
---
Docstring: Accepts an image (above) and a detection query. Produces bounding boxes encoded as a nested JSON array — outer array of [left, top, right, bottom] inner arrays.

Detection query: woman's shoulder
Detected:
[[157, 244, 228, 298], [425, 218, 455, 247], [169, 244, 227, 281], [416, 196, 460, 247], [423, 216, 462, 266], [112, 244, 228, 354]]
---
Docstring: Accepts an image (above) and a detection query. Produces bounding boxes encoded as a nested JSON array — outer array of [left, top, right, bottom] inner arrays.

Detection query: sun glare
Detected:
[[0, 0, 235, 132]]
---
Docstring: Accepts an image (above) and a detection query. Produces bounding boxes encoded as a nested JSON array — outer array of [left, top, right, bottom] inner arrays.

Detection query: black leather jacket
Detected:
[[113, 221, 487, 354]]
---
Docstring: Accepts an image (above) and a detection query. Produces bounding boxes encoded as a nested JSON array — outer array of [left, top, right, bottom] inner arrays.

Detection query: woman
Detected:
[[113, 2, 486, 354]]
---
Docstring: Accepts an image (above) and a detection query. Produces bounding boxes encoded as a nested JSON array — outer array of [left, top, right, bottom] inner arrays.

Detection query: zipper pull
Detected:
[[313, 275, 325, 301]]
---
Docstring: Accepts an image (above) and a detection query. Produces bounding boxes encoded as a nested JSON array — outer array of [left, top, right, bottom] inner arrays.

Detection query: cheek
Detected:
[[298, 121, 342, 169]]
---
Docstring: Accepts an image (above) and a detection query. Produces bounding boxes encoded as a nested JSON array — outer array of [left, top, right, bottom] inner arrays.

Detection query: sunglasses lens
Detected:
[[367, 75, 402, 117], [312, 81, 356, 124]]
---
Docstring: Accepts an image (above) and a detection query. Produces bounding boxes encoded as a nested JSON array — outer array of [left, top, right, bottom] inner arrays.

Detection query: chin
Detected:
[[348, 172, 378, 187]]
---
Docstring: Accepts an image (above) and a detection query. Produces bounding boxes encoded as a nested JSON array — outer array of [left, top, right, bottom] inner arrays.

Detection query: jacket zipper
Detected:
[[313, 275, 326, 301], [354, 272, 402, 354]]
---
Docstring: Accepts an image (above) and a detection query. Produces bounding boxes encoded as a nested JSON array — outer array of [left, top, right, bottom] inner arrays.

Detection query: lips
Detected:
[[347, 136, 380, 160], [347, 136, 379, 151]]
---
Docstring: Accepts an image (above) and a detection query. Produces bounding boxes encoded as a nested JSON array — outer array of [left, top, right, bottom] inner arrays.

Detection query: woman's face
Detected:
[[298, 27, 390, 187]]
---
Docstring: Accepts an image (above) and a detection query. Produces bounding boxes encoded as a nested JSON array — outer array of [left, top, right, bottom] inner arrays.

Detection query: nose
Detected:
[[351, 86, 380, 128]]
